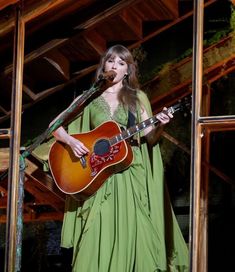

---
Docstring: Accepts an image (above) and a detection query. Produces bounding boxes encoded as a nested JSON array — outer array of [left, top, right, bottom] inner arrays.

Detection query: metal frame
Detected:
[[189, 1, 235, 271]]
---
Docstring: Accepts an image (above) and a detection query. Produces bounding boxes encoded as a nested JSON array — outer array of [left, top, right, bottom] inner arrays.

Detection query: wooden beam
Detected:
[[129, 0, 217, 50], [3, 0, 141, 75], [0, 148, 65, 205], [200, 117, 235, 127], [75, 0, 142, 30], [43, 49, 70, 80], [0, 0, 73, 37], [25, 159, 65, 202], [162, 131, 190, 154], [0, 105, 9, 114], [84, 30, 107, 56], [1, 0, 217, 95], [0, 0, 18, 11], [0, 129, 11, 139], [0, 195, 7, 207], [0, 147, 9, 170], [22, 85, 37, 100], [24, 174, 65, 213]]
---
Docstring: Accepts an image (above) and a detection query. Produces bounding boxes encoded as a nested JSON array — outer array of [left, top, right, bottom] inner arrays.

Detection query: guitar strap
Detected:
[[127, 109, 140, 147], [127, 109, 136, 128]]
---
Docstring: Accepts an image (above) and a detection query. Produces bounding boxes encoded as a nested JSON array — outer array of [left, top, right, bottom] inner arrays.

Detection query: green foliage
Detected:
[[230, 4, 235, 29]]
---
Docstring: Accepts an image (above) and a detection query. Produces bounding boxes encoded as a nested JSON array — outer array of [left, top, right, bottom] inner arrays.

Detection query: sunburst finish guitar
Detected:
[[48, 98, 190, 200]]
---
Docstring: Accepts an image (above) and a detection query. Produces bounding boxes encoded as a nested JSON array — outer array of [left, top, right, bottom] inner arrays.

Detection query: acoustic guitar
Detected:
[[48, 98, 190, 200]]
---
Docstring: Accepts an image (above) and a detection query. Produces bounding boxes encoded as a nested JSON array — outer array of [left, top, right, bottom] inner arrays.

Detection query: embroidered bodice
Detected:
[[89, 95, 129, 129]]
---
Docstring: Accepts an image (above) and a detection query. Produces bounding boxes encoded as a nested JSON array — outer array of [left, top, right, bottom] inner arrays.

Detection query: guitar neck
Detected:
[[109, 104, 180, 146]]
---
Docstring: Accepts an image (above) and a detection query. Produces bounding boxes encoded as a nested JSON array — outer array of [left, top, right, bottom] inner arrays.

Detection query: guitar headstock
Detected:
[[169, 95, 192, 116]]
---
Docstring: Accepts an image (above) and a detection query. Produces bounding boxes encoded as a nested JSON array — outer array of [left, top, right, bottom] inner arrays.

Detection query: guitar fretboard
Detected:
[[109, 105, 178, 146]]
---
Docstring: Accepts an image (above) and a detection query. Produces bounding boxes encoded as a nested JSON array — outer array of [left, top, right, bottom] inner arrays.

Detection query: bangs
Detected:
[[105, 47, 130, 63], [106, 53, 126, 61]]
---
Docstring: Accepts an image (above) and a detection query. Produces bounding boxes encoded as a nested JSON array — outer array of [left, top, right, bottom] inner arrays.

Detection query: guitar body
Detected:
[[48, 97, 190, 200], [48, 120, 133, 199]]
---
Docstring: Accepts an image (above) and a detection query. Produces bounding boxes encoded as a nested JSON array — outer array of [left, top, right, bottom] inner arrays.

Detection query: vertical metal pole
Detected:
[[189, 0, 205, 272], [4, 4, 25, 272]]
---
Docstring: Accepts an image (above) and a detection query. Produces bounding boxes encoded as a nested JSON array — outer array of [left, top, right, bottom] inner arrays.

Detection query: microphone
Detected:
[[93, 70, 117, 91], [98, 70, 116, 82]]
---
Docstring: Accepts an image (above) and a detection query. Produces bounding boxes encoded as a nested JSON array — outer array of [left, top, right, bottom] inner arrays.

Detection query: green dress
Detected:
[[58, 90, 188, 271]]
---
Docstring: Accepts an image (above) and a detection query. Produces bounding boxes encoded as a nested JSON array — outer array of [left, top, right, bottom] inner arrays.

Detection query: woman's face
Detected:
[[104, 54, 128, 83]]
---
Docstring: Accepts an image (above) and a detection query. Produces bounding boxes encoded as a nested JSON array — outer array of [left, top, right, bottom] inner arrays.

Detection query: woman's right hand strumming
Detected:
[[52, 126, 89, 158]]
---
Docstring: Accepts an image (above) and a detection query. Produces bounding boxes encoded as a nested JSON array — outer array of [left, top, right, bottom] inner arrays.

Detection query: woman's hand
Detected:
[[66, 136, 89, 158], [145, 107, 173, 146], [156, 107, 173, 125]]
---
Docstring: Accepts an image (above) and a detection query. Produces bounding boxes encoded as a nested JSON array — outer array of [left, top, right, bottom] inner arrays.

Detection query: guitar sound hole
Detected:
[[94, 139, 110, 156]]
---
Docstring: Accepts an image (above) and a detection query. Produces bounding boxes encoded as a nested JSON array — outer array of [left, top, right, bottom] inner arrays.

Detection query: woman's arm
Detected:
[[49, 95, 89, 158], [140, 105, 173, 146], [52, 126, 89, 158]]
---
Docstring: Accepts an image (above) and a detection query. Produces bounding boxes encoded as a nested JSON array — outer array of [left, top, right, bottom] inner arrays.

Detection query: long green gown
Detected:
[[32, 90, 189, 271], [58, 90, 189, 271]]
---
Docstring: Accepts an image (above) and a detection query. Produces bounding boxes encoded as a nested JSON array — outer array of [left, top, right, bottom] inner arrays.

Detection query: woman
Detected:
[[52, 45, 189, 271]]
